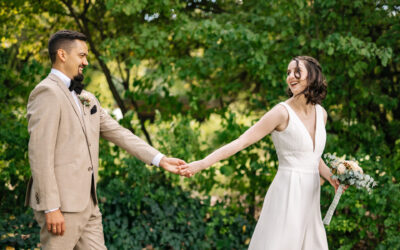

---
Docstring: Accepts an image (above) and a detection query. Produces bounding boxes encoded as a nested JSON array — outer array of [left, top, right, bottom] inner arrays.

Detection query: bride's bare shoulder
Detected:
[[270, 103, 289, 118], [268, 103, 289, 131]]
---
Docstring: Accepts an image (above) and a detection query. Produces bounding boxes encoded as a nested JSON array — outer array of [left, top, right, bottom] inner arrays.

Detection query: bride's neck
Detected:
[[290, 95, 314, 114]]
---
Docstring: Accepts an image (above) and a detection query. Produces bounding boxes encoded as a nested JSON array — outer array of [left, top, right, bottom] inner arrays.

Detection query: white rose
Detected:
[[337, 164, 346, 175], [347, 161, 359, 171]]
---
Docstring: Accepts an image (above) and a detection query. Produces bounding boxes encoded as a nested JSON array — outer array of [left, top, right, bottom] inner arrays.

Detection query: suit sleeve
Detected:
[[99, 106, 161, 165], [27, 85, 61, 211]]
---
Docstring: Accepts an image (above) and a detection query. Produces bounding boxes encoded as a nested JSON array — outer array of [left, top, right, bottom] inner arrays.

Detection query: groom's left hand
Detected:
[[159, 157, 187, 175]]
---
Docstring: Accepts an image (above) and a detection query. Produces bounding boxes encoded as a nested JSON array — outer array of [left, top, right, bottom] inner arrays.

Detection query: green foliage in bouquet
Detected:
[[325, 153, 377, 193]]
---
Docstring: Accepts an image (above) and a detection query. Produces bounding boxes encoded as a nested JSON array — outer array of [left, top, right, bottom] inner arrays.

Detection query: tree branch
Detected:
[[61, 0, 133, 133]]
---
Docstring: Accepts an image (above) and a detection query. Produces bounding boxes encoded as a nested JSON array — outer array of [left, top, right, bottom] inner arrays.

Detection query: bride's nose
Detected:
[[287, 72, 295, 81]]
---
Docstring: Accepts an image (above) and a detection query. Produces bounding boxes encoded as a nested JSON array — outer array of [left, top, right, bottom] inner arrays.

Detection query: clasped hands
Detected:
[[159, 157, 204, 178], [159, 157, 203, 177]]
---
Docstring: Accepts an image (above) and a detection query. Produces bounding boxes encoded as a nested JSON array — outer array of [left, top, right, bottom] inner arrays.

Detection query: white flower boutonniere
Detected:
[[78, 93, 91, 107]]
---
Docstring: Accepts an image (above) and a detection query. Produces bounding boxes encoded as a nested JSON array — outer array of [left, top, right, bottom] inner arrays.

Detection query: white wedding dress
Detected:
[[248, 102, 329, 250]]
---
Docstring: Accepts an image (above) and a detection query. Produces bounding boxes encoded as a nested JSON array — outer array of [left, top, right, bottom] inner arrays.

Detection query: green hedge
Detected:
[[0, 156, 254, 249], [98, 157, 253, 250]]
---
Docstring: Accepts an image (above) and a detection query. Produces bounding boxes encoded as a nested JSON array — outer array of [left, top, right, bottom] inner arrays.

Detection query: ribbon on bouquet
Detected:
[[323, 184, 344, 225]]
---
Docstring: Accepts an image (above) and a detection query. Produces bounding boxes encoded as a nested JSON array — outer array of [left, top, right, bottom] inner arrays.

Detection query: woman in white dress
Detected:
[[181, 56, 344, 249]]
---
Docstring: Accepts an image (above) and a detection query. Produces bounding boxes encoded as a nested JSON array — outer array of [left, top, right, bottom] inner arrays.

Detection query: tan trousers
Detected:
[[34, 198, 107, 250]]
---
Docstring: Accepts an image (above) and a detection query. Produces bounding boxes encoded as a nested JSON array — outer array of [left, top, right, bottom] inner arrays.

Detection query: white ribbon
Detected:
[[323, 184, 344, 225]]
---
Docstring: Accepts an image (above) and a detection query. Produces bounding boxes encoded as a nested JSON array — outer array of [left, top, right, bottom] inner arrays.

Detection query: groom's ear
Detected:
[[57, 49, 67, 63]]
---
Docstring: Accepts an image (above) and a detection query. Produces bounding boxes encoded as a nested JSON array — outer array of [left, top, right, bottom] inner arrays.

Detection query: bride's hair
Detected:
[[287, 56, 327, 105]]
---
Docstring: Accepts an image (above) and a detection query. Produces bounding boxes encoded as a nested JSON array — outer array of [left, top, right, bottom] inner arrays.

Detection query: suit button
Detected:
[[88, 143, 91, 147], [88, 167, 92, 171], [35, 192, 40, 204]]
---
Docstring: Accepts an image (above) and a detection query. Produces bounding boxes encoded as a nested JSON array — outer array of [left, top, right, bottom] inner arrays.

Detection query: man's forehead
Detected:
[[72, 40, 89, 52], [77, 47, 89, 53]]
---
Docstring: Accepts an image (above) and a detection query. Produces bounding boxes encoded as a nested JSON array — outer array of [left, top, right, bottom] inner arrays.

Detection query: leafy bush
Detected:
[[98, 137, 254, 249], [0, 212, 40, 250], [98, 141, 254, 250]]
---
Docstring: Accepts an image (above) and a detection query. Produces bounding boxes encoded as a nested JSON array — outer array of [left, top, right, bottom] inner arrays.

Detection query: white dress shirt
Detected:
[[51, 68, 82, 114], [45, 69, 164, 213]]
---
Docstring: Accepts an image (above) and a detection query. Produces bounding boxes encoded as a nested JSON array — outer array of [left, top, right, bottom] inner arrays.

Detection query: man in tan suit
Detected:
[[25, 30, 186, 249]]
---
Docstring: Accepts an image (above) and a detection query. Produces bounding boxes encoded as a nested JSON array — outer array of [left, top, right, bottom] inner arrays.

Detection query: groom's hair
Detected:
[[48, 30, 87, 64]]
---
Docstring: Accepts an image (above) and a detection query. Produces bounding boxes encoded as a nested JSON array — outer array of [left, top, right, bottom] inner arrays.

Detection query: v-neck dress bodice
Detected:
[[271, 102, 326, 172], [248, 102, 328, 250]]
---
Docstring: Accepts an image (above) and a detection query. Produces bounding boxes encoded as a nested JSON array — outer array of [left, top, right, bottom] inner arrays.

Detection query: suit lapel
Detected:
[[77, 91, 96, 167], [79, 96, 89, 134], [48, 74, 86, 132]]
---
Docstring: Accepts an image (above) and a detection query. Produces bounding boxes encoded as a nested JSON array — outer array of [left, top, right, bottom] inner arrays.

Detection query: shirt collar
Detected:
[[50, 68, 71, 88]]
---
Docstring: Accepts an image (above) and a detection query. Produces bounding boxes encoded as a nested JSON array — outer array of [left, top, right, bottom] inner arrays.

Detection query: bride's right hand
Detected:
[[180, 160, 206, 177]]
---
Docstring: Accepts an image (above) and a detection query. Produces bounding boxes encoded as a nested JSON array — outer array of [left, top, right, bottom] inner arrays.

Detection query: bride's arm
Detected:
[[319, 158, 347, 192], [318, 107, 347, 192], [319, 158, 333, 181], [182, 104, 287, 176]]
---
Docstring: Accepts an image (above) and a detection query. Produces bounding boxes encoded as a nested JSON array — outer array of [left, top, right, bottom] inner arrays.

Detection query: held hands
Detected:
[[180, 160, 206, 177], [159, 157, 207, 177], [45, 209, 65, 236], [159, 157, 187, 175]]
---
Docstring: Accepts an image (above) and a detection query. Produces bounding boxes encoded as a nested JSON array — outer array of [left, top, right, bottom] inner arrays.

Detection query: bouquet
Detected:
[[323, 153, 377, 225]]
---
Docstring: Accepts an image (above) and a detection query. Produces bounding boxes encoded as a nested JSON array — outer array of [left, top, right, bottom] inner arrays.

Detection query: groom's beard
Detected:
[[73, 73, 84, 83]]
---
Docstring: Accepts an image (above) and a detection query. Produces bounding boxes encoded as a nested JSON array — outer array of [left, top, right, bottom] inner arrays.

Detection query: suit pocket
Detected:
[[88, 110, 100, 136], [90, 105, 97, 115]]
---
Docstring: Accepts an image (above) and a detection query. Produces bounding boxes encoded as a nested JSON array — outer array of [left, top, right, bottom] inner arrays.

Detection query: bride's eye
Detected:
[[294, 68, 301, 78]]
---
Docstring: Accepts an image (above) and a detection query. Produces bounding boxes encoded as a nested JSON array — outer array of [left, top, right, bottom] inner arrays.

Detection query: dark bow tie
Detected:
[[69, 79, 84, 95]]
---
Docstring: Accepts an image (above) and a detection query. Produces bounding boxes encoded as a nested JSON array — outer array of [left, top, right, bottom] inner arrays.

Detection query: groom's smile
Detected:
[[63, 39, 89, 79], [78, 65, 85, 74]]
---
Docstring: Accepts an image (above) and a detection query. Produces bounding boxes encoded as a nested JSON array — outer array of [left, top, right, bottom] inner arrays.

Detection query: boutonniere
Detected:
[[78, 93, 92, 107]]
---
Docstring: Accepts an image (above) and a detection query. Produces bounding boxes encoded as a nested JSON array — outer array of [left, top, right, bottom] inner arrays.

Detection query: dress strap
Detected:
[[278, 102, 295, 118], [279, 102, 291, 113], [316, 104, 324, 126], [275, 102, 295, 132], [279, 102, 289, 109]]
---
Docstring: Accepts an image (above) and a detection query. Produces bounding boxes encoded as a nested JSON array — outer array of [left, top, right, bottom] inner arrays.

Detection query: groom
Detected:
[[25, 30, 186, 250]]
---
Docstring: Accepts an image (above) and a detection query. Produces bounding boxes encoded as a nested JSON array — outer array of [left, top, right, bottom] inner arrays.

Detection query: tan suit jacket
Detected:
[[25, 74, 160, 212]]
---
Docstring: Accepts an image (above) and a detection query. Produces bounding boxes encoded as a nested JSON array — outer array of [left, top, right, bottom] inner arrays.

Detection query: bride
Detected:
[[181, 56, 344, 249]]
